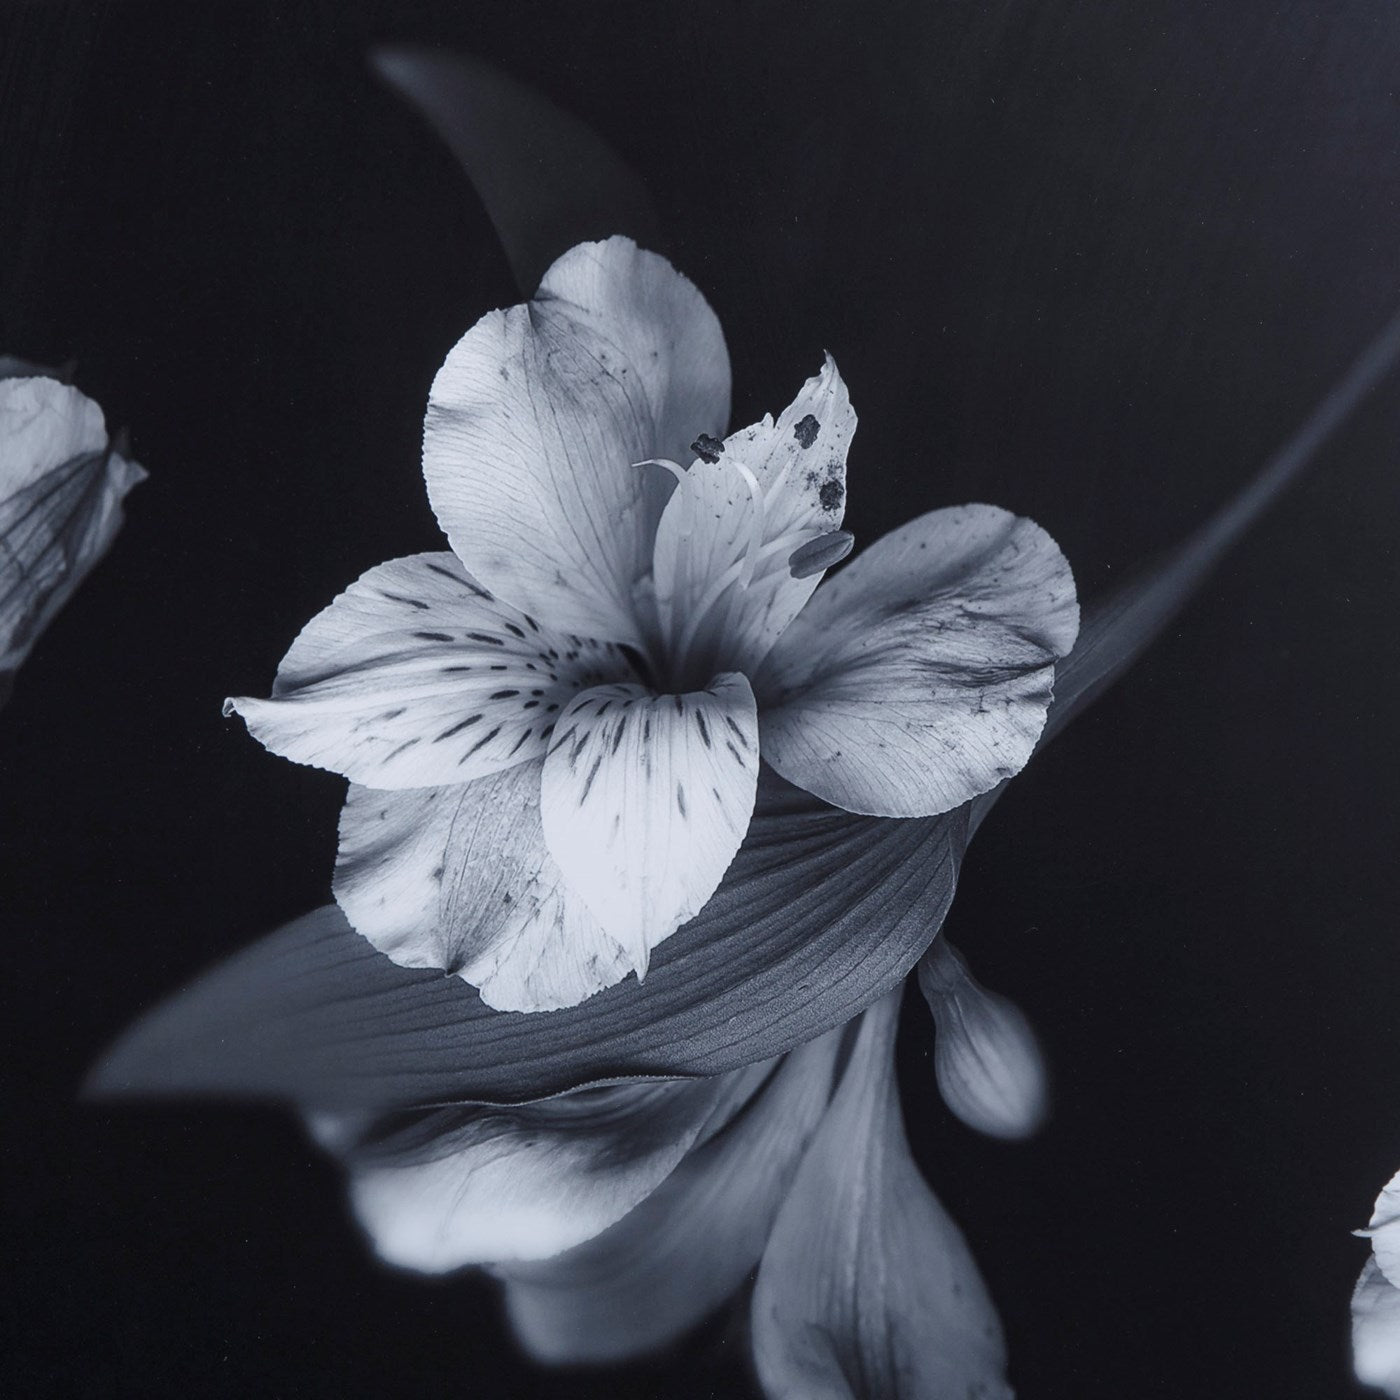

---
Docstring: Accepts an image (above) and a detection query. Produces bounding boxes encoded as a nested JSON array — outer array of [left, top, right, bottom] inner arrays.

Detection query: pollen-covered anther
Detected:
[[787, 529, 855, 580]]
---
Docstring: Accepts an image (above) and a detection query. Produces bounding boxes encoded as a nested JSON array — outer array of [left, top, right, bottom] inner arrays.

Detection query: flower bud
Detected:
[[0, 371, 146, 689], [918, 937, 1048, 1140]]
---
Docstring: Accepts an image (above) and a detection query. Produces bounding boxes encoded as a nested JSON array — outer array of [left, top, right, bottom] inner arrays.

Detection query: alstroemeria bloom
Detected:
[[1354, 1170, 1400, 1397], [226, 237, 1078, 1011], [0, 368, 146, 700]]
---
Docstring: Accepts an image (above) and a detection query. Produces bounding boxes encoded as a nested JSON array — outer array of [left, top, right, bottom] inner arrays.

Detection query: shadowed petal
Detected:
[[501, 1027, 843, 1363], [423, 237, 730, 644], [0, 376, 146, 677], [320, 1064, 769, 1273], [540, 673, 759, 973], [752, 992, 1011, 1400], [918, 937, 1048, 1140], [652, 355, 857, 682], [758, 503, 1079, 817], [225, 552, 630, 790], [335, 761, 635, 1011], [1355, 1258, 1400, 1397]]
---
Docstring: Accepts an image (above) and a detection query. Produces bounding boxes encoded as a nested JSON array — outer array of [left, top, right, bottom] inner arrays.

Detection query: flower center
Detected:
[[636, 453, 845, 690]]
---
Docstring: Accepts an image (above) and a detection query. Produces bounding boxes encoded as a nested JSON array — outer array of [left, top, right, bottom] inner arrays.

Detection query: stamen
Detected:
[[632, 457, 688, 486], [788, 529, 855, 579]]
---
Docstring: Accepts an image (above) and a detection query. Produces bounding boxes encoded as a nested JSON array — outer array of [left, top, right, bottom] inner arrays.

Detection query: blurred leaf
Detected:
[[372, 44, 659, 297], [89, 303, 1400, 1111]]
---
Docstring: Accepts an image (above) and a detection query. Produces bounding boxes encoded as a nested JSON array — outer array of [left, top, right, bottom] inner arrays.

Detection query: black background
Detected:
[[3, 1, 1400, 1396]]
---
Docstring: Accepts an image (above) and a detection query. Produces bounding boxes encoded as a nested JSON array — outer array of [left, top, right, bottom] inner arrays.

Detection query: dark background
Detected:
[[3, 1, 1399, 1395]]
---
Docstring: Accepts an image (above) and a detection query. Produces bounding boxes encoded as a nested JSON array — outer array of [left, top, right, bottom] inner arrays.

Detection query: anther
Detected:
[[788, 529, 854, 580]]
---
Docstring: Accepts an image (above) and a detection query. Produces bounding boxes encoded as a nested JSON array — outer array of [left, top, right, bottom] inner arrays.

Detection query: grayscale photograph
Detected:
[[3, 2, 1399, 1396]]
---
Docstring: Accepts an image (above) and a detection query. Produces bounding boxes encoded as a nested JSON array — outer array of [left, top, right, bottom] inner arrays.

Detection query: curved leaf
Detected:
[[372, 45, 658, 297], [90, 791, 965, 1109]]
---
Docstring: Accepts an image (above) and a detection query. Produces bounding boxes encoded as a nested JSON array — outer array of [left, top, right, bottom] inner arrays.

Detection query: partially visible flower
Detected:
[[310, 1059, 774, 1273], [918, 936, 1048, 1140], [1354, 1170, 1400, 1396], [226, 236, 1078, 1012], [0, 366, 146, 701], [309, 994, 1010, 1399]]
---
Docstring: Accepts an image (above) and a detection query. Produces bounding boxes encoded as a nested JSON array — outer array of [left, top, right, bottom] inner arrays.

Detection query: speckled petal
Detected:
[[757, 504, 1079, 817], [652, 355, 856, 684], [540, 674, 759, 974], [225, 552, 630, 789]]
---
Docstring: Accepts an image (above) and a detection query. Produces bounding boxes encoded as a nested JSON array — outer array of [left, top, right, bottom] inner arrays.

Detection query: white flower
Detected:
[[226, 237, 1078, 1011], [0, 370, 146, 695], [1355, 1170, 1400, 1396]]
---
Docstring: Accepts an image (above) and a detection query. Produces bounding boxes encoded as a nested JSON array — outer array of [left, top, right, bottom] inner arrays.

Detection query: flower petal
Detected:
[[0, 374, 106, 492], [1355, 1258, 1400, 1397], [918, 937, 1048, 1140], [423, 237, 730, 643], [0, 376, 146, 673], [651, 355, 856, 682], [225, 552, 630, 790], [752, 993, 1011, 1400], [317, 1069, 764, 1273], [540, 673, 759, 973], [500, 1028, 842, 1363], [335, 761, 635, 1011], [758, 503, 1079, 817]]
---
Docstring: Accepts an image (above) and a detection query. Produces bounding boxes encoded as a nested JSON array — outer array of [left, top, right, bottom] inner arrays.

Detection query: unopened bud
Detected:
[[918, 937, 1048, 1140], [788, 529, 854, 580]]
